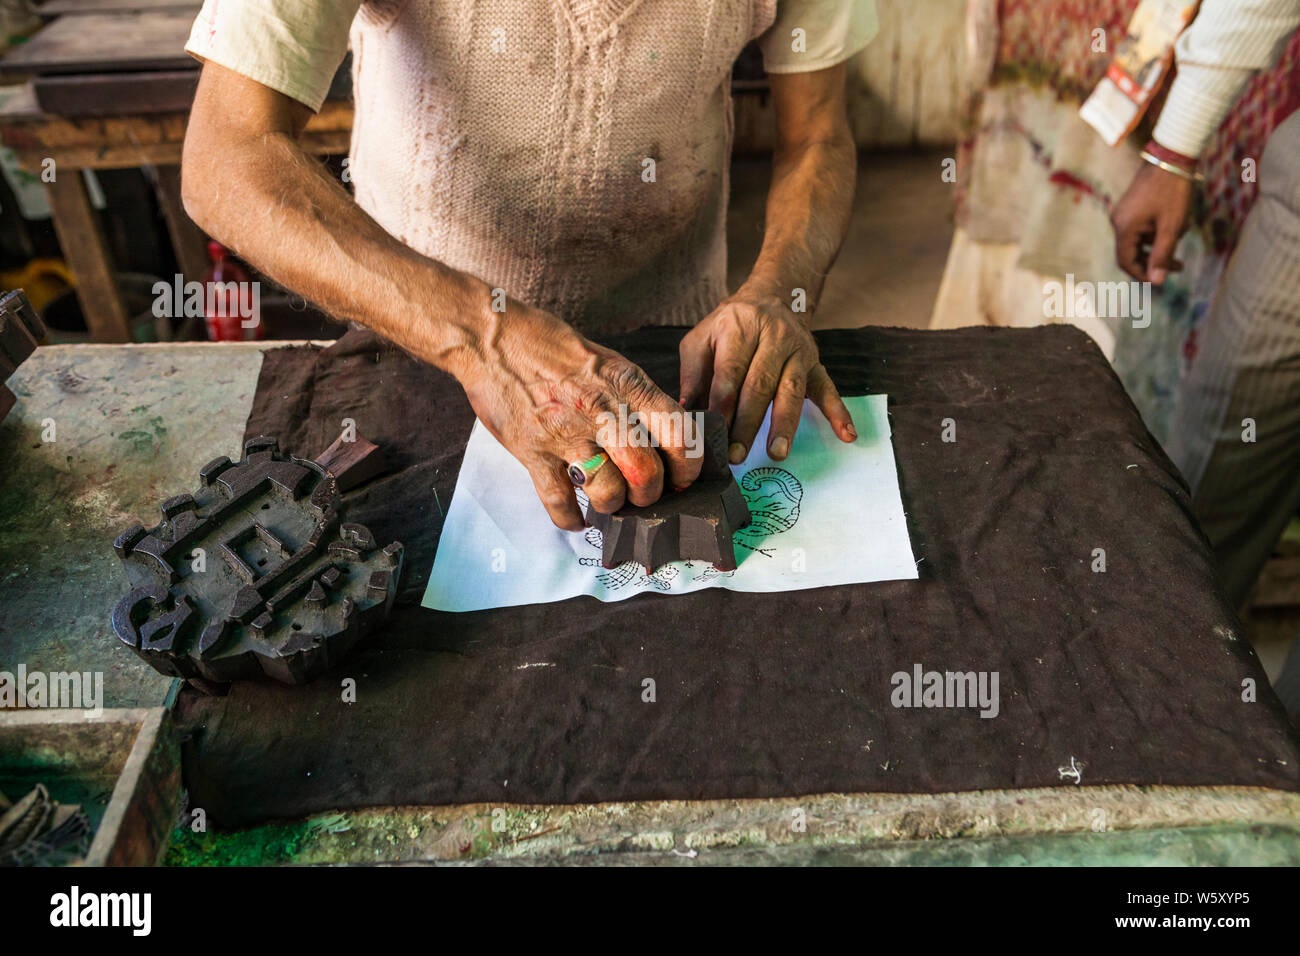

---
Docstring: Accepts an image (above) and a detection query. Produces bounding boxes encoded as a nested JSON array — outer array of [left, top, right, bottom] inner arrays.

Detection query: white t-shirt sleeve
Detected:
[[759, 0, 878, 74], [185, 0, 362, 111]]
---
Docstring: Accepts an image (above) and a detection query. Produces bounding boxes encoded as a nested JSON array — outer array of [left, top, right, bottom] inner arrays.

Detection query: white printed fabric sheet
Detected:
[[422, 394, 917, 611]]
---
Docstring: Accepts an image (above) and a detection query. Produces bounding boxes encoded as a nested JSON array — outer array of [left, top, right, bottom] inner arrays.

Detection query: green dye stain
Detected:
[[117, 416, 168, 454], [166, 812, 356, 866], [166, 815, 342, 866]]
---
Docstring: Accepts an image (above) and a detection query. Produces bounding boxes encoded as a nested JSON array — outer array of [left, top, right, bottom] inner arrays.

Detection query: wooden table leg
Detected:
[[44, 169, 133, 343], [148, 164, 209, 340], [149, 164, 208, 282]]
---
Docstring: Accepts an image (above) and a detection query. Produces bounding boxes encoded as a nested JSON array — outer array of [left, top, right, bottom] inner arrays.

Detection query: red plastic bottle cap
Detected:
[[207, 240, 226, 261]]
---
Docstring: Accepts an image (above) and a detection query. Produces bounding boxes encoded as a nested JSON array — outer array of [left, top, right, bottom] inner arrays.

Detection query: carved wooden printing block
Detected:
[[588, 411, 751, 573], [111, 435, 402, 686]]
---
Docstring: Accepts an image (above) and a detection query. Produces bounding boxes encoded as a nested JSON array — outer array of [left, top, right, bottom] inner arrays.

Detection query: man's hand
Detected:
[[1110, 161, 1194, 285], [679, 290, 855, 464], [459, 302, 702, 531], [681, 64, 859, 464]]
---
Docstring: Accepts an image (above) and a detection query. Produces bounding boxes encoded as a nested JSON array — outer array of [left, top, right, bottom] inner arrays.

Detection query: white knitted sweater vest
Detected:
[[349, 0, 777, 335]]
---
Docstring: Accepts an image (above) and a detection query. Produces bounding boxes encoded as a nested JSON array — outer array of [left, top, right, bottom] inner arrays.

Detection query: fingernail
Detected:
[[728, 442, 746, 464], [769, 436, 789, 459], [1150, 268, 1167, 285], [845, 423, 858, 440]]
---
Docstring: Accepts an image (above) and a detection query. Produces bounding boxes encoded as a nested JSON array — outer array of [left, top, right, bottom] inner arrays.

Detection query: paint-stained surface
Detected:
[[164, 785, 1300, 865], [0, 342, 269, 708]]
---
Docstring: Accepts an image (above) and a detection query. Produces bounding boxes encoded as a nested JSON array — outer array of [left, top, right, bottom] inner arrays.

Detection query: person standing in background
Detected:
[[1110, 0, 1300, 720]]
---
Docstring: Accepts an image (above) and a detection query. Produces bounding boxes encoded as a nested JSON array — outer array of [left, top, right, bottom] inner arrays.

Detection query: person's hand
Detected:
[[1110, 161, 1194, 285], [458, 304, 702, 531], [678, 289, 856, 464]]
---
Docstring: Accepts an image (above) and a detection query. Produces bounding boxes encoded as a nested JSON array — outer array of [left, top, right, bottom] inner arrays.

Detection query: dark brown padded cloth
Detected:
[[176, 326, 1300, 827]]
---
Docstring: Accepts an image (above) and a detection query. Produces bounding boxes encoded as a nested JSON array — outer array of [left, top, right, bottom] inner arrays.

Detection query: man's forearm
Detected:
[[182, 123, 498, 381], [676, 64, 859, 456], [740, 128, 857, 315]]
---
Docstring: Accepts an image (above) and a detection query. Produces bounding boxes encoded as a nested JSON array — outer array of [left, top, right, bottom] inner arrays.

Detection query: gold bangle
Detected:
[[1139, 149, 1203, 183]]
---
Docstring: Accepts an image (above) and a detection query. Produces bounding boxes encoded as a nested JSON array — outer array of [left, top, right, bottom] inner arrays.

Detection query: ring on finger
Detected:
[[567, 452, 609, 487]]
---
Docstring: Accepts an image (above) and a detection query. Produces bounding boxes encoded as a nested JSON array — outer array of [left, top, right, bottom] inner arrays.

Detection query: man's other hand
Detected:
[[678, 290, 856, 465], [1111, 162, 1194, 285]]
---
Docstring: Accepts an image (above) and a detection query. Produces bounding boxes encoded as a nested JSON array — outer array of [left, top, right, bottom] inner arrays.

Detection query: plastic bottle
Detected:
[[203, 241, 264, 341]]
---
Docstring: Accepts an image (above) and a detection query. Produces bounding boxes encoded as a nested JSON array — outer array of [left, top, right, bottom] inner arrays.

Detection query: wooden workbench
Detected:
[[0, 3, 351, 343], [2, 339, 1298, 866], [0, 83, 351, 344]]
